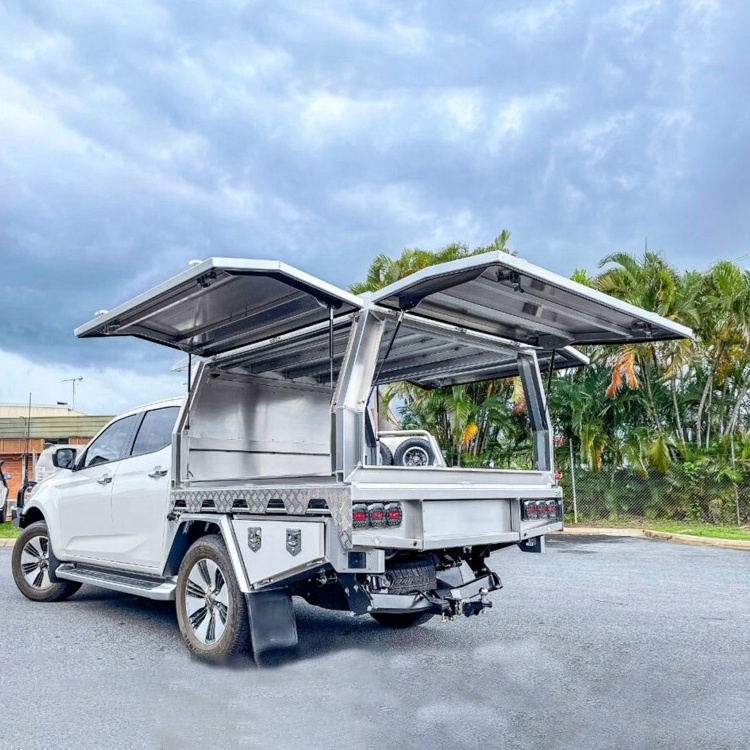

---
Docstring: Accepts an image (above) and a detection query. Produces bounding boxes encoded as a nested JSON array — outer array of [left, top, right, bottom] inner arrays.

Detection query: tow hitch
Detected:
[[462, 588, 492, 617], [436, 571, 501, 619]]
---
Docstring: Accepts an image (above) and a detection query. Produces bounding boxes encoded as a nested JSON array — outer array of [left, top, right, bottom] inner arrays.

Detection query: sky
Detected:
[[1, 0, 748, 415]]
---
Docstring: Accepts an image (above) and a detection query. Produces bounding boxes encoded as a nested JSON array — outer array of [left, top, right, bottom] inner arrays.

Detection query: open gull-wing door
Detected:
[[75, 258, 362, 357], [368, 251, 693, 348]]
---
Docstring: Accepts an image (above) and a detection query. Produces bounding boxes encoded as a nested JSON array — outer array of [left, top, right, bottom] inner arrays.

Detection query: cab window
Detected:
[[83, 415, 139, 468], [131, 407, 179, 457]]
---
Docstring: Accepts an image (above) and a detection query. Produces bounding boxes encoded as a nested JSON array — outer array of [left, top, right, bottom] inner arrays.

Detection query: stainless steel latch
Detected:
[[286, 529, 301, 556], [248, 527, 262, 553]]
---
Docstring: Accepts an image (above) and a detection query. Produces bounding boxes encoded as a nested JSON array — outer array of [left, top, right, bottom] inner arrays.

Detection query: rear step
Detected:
[[56, 564, 176, 601]]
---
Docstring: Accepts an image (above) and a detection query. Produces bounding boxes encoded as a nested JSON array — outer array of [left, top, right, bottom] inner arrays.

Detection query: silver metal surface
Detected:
[[55, 564, 177, 601], [324, 520, 385, 572], [181, 370, 332, 483], [75, 257, 362, 356], [369, 251, 693, 346], [214, 515, 251, 593], [348, 465, 558, 493], [206, 309, 588, 388], [517, 351, 553, 472], [368, 592, 433, 613], [231, 518, 326, 588], [210, 316, 355, 384], [331, 310, 385, 479], [171, 484, 352, 547]]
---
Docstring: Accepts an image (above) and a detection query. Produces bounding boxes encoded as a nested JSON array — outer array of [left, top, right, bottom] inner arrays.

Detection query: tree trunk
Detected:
[[671, 379, 685, 443], [642, 363, 662, 433], [727, 378, 750, 436], [697, 343, 724, 450]]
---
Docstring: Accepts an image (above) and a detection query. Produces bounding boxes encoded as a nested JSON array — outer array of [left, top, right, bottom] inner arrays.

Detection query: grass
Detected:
[[565, 516, 750, 542], [0, 522, 20, 539]]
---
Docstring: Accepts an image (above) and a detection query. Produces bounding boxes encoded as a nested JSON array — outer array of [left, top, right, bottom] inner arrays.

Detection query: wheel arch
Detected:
[[19, 505, 45, 529], [163, 515, 250, 592]]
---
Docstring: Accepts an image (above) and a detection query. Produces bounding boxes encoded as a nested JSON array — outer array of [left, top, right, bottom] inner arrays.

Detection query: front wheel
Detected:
[[370, 611, 435, 628], [11, 521, 81, 602], [175, 535, 250, 662]]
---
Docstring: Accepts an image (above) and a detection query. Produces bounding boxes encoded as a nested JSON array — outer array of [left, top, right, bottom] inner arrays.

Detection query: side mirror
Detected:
[[2, 473, 11, 481], [52, 448, 77, 470]]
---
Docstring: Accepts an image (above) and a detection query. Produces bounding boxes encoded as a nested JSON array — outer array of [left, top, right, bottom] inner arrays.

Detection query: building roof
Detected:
[[0, 414, 114, 439], [0, 404, 87, 418]]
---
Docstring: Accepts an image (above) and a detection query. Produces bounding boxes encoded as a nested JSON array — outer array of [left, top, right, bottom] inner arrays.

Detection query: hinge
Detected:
[[196, 270, 217, 289]]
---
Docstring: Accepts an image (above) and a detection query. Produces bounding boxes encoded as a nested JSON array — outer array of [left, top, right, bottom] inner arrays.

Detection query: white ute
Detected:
[[11, 253, 691, 662]]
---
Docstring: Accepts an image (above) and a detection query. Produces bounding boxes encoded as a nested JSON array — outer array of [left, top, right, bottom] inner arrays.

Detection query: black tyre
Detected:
[[379, 442, 393, 466], [175, 535, 250, 662], [370, 611, 435, 628], [393, 438, 435, 467], [0, 499, 7, 523], [11, 521, 81, 602]]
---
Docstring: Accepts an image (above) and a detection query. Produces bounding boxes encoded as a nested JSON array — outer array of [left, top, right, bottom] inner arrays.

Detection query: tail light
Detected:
[[352, 504, 369, 529], [522, 499, 561, 521], [368, 503, 386, 528], [385, 503, 402, 527], [352, 502, 403, 529]]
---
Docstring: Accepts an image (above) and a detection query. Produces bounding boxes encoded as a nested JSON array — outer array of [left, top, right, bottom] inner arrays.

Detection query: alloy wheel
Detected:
[[402, 446, 430, 466], [183, 558, 230, 645], [20, 534, 53, 592]]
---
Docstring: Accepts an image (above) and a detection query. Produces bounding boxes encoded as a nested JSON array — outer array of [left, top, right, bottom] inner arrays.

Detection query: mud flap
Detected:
[[245, 589, 298, 662]]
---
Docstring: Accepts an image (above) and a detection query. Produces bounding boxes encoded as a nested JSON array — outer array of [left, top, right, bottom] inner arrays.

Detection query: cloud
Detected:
[[0, 348, 182, 415], [0, 0, 748, 407]]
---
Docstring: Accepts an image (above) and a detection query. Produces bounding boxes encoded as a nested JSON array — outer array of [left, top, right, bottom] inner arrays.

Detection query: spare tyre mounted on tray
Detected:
[[394, 437, 435, 467]]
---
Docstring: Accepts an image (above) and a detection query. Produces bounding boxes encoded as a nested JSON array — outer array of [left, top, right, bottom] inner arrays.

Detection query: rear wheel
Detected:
[[11, 521, 81, 602], [176, 535, 250, 662], [370, 611, 435, 628]]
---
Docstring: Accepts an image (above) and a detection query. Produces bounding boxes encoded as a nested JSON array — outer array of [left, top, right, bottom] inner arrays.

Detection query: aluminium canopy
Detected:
[[76, 253, 691, 387], [368, 251, 693, 348], [209, 313, 590, 388], [75, 258, 362, 357]]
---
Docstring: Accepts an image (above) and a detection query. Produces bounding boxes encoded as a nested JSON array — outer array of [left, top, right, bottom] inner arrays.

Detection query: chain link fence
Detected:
[[555, 448, 750, 526]]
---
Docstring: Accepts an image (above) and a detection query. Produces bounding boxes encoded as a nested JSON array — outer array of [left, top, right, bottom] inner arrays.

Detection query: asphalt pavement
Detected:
[[1, 536, 749, 750]]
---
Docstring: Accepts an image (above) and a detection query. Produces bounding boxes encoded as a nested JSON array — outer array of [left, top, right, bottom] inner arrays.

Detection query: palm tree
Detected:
[[692, 262, 750, 448], [594, 251, 700, 439], [349, 231, 513, 294]]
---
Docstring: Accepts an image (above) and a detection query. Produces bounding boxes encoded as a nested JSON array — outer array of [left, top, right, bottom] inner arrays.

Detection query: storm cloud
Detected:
[[0, 0, 747, 412]]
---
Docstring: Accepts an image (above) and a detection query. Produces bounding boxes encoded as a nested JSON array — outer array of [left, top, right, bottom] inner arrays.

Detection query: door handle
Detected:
[[148, 467, 168, 479], [97, 475, 112, 485]]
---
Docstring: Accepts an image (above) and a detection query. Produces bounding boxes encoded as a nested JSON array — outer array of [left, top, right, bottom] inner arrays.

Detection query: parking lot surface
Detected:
[[1, 535, 749, 750]]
